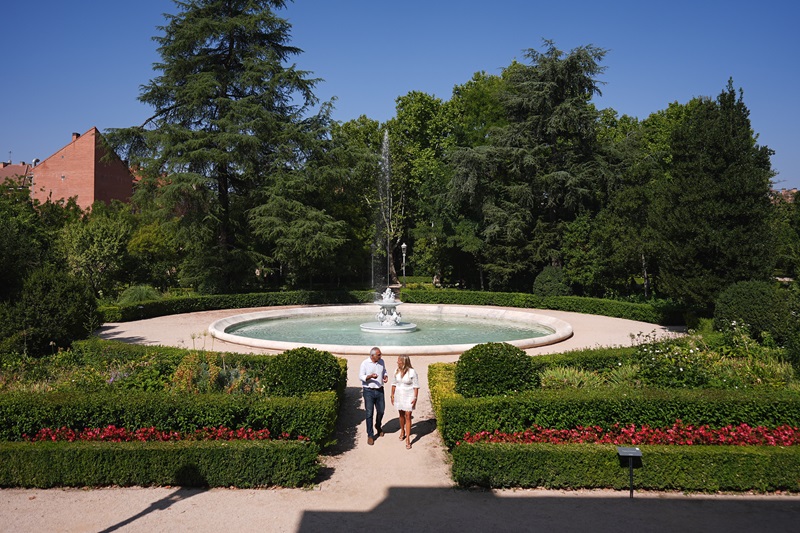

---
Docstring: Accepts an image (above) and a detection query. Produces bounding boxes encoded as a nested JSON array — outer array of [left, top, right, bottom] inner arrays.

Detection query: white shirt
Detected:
[[360, 357, 387, 388]]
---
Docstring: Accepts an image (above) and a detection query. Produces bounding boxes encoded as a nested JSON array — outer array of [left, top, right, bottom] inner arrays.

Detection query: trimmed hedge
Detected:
[[431, 373, 800, 448], [0, 440, 319, 488], [98, 288, 683, 326], [714, 281, 792, 344], [451, 442, 800, 491], [0, 390, 339, 445], [99, 290, 374, 322], [527, 346, 640, 376], [401, 289, 683, 325]]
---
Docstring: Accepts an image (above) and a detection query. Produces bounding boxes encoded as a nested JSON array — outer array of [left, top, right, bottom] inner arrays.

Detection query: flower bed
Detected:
[[458, 421, 800, 446], [25, 425, 310, 443]]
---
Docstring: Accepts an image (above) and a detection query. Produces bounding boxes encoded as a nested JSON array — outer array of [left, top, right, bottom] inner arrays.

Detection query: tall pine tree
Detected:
[[109, 0, 321, 292], [654, 80, 775, 311]]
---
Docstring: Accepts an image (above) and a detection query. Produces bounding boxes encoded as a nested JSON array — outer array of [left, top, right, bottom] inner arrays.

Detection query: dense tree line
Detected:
[[2, 0, 796, 356]]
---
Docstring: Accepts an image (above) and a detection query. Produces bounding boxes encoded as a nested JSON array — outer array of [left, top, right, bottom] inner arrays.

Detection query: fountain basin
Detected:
[[359, 321, 418, 334], [209, 304, 573, 356]]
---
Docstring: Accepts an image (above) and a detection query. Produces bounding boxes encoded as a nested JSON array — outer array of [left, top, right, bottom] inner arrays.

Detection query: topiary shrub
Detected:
[[265, 347, 341, 396], [532, 266, 572, 297], [713, 281, 791, 344], [455, 342, 536, 398]]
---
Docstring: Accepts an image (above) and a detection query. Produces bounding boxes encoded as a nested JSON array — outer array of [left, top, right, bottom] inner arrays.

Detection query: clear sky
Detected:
[[2, 1, 798, 188]]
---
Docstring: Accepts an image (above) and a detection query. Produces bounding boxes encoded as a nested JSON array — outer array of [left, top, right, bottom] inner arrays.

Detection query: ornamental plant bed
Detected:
[[24, 425, 311, 443], [457, 421, 800, 446]]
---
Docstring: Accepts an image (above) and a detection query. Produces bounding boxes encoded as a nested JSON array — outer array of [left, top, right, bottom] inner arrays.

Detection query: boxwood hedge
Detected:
[[452, 442, 800, 491], [0, 440, 319, 488]]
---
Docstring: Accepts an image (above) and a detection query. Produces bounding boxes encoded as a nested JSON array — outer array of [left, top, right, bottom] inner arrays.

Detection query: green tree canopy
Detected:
[[448, 41, 608, 290], [108, 0, 323, 292], [653, 80, 775, 311]]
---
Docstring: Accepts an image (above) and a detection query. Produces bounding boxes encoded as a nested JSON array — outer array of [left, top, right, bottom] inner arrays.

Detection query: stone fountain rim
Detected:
[[208, 303, 573, 356]]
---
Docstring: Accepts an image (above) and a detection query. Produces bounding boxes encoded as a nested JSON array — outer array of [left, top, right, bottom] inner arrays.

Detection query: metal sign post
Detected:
[[616, 446, 643, 498]]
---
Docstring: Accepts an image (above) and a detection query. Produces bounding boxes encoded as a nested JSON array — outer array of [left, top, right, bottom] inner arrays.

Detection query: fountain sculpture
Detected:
[[359, 288, 417, 333]]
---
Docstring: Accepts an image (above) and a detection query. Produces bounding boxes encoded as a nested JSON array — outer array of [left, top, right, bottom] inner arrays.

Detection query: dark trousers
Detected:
[[362, 387, 385, 438]]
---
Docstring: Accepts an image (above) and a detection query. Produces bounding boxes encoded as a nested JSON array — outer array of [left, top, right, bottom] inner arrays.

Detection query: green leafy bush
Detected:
[[539, 366, 605, 389], [455, 343, 537, 398], [263, 347, 343, 397], [714, 281, 791, 344], [532, 266, 572, 297], [635, 336, 712, 388], [634, 329, 796, 390], [0, 266, 99, 356], [117, 285, 162, 305]]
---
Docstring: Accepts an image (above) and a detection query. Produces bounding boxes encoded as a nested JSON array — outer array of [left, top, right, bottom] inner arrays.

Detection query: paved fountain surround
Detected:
[[208, 303, 573, 356]]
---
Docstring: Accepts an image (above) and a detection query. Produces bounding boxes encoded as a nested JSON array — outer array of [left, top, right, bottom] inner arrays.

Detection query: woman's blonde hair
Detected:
[[396, 355, 413, 377]]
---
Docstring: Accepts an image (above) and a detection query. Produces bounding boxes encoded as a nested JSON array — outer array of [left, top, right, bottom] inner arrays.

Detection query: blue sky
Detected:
[[2, 1, 798, 188]]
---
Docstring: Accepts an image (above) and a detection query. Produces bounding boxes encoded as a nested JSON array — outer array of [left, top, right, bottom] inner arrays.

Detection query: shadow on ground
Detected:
[[298, 486, 800, 532], [97, 488, 204, 533], [95, 325, 150, 345]]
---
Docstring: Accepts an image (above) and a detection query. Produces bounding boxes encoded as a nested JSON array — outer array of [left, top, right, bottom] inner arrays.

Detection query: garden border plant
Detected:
[[0, 341, 347, 488], [429, 347, 800, 492]]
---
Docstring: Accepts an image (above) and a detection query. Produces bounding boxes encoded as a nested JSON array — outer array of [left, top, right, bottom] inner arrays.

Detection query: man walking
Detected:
[[360, 346, 388, 445]]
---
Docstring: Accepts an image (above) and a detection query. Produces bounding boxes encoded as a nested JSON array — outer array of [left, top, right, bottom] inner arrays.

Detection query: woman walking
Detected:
[[391, 355, 419, 449]]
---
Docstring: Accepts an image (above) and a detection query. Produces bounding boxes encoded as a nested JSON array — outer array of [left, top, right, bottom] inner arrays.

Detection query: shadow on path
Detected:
[[95, 325, 149, 345], [298, 486, 800, 532], [315, 385, 363, 483], [97, 487, 204, 533]]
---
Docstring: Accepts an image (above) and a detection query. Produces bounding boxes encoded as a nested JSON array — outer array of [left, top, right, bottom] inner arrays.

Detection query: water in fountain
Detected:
[[360, 288, 417, 333]]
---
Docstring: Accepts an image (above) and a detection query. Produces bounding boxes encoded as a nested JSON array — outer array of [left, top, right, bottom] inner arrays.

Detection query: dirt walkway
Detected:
[[2, 309, 799, 532]]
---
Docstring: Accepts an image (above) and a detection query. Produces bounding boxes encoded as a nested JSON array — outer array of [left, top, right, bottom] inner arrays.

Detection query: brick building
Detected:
[[30, 127, 133, 210], [0, 161, 33, 187], [773, 188, 799, 203]]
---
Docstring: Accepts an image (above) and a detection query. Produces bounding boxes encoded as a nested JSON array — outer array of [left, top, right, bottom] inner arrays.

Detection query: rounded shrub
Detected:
[[266, 347, 341, 396], [713, 281, 791, 344], [455, 342, 536, 398], [532, 266, 572, 297]]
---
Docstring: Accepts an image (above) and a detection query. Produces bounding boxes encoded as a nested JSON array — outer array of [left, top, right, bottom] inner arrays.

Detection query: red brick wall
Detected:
[[94, 139, 134, 206], [31, 128, 132, 210]]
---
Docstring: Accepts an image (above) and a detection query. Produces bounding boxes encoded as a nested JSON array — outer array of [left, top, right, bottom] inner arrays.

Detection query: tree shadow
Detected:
[[322, 385, 363, 457], [97, 485, 204, 533], [315, 385, 363, 482], [95, 324, 149, 345]]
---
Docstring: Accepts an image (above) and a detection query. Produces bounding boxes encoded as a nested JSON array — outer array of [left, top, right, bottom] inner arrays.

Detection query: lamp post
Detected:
[[401, 242, 407, 286]]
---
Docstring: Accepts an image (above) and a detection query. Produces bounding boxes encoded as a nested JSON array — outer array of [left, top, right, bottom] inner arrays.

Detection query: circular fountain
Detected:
[[359, 288, 417, 333], [208, 300, 573, 356]]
